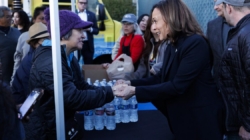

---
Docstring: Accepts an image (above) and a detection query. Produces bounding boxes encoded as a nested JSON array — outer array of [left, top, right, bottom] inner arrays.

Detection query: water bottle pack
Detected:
[[83, 78, 138, 131]]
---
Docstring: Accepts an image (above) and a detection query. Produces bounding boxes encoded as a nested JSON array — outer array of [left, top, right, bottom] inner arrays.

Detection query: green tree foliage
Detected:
[[103, 0, 136, 21]]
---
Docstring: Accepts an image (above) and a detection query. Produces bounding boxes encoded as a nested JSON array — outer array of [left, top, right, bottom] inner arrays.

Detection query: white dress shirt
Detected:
[[78, 10, 88, 40], [78, 10, 94, 41]]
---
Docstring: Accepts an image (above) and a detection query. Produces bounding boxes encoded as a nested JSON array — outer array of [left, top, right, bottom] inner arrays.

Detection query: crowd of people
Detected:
[[1, 0, 250, 139]]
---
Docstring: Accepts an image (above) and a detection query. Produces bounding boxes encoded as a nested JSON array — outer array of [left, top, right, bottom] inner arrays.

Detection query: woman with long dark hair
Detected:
[[137, 14, 149, 34], [114, 0, 225, 139], [10, 6, 47, 86], [142, 15, 168, 75], [12, 10, 30, 34], [128, 16, 167, 80]]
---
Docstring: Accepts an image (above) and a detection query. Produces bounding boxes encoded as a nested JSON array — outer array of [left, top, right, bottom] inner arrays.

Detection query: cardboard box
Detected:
[[82, 65, 109, 82]]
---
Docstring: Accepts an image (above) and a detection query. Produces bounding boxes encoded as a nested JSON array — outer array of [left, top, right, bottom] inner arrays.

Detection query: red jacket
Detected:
[[115, 34, 144, 63]]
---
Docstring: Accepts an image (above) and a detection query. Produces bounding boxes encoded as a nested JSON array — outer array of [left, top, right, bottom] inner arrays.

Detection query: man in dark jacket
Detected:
[[207, 0, 231, 80], [0, 6, 21, 84], [77, 0, 99, 64], [218, 0, 250, 139]]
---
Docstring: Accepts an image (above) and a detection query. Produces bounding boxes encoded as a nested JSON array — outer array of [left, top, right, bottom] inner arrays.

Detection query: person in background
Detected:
[[30, 6, 47, 25], [77, 0, 99, 64], [0, 6, 21, 85], [207, 0, 231, 80], [217, 0, 250, 139], [0, 80, 25, 140], [12, 22, 50, 105], [143, 15, 167, 76], [0, 58, 25, 140], [114, 0, 225, 139], [10, 6, 46, 86], [25, 8, 115, 139], [112, 13, 144, 71], [112, 14, 148, 60], [132, 14, 171, 120], [12, 10, 30, 34], [137, 14, 149, 34], [126, 15, 166, 80]]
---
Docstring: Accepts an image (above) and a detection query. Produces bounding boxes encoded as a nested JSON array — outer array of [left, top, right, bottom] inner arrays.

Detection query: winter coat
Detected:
[[25, 42, 114, 139]]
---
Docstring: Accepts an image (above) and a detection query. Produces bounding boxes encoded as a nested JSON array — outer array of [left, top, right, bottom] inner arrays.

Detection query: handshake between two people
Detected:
[[112, 79, 136, 100]]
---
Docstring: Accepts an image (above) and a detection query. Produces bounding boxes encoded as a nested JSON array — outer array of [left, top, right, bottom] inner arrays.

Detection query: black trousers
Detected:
[[78, 41, 94, 64]]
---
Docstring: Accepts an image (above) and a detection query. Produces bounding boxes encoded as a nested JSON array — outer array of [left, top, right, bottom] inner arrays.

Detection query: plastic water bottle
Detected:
[[84, 110, 94, 130], [121, 99, 130, 123], [113, 97, 121, 123], [94, 107, 104, 130], [102, 79, 107, 85], [87, 78, 92, 85], [99, 79, 107, 87], [107, 81, 113, 87], [130, 96, 138, 122], [103, 104, 107, 127], [112, 80, 117, 85], [100, 82, 105, 86], [93, 80, 100, 87], [105, 103, 116, 130]]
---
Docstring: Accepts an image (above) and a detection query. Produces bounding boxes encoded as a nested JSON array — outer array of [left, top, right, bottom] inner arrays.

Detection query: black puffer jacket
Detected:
[[25, 44, 114, 139], [218, 14, 250, 132]]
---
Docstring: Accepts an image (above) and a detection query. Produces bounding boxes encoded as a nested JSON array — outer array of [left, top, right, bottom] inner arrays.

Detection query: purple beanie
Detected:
[[44, 8, 93, 38]]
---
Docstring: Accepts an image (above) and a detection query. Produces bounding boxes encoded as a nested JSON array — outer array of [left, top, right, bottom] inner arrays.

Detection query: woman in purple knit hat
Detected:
[[23, 8, 116, 139]]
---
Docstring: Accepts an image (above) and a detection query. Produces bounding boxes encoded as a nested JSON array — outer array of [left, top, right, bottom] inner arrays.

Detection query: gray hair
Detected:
[[62, 30, 73, 40], [0, 6, 11, 18], [120, 23, 143, 37]]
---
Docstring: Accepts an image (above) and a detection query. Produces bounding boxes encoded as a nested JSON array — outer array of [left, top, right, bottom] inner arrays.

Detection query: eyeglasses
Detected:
[[79, 2, 87, 5]]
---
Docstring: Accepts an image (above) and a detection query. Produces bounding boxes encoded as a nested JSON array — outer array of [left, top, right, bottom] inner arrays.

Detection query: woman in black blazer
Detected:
[[113, 0, 225, 139]]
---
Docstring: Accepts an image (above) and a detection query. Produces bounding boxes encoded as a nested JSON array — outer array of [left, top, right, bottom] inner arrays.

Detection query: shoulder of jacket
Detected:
[[19, 32, 29, 40], [177, 34, 206, 49], [10, 27, 20, 32], [87, 10, 94, 14], [208, 17, 223, 26], [182, 34, 203, 41], [133, 35, 144, 40], [34, 46, 52, 58]]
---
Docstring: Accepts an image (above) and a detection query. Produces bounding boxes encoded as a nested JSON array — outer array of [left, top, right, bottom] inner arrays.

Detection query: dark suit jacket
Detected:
[[206, 17, 225, 80], [131, 34, 224, 140], [77, 10, 99, 52]]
